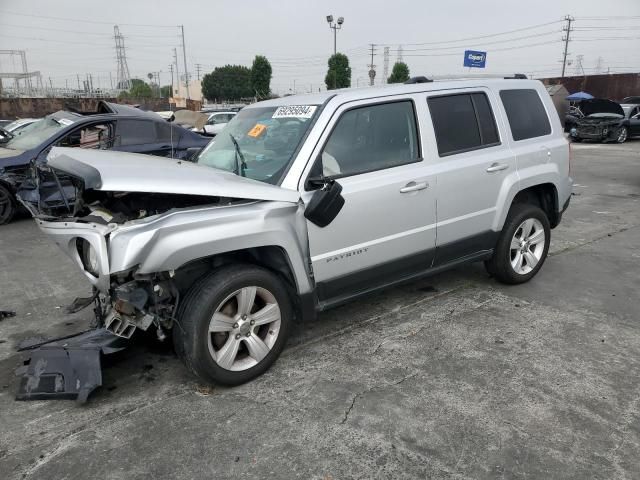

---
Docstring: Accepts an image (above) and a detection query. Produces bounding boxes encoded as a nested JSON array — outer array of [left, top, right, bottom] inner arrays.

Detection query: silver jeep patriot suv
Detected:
[[22, 78, 572, 386]]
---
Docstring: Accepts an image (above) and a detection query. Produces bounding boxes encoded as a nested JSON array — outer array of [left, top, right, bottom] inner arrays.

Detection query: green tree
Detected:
[[201, 65, 252, 101], [325, 53, 351, 90], [250, 55, 272, 98], [387, 62, 410, 84], [160, 85, 172, 98], [129, 79, 153, 97]]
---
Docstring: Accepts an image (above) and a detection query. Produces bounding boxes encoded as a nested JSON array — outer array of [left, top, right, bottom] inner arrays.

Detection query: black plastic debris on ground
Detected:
[[0, 310, 16, 320], [15, 328, 129, 403]]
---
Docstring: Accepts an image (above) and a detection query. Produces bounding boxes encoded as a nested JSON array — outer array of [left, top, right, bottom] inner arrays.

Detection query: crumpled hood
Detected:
[[46, 147, 299, 203]]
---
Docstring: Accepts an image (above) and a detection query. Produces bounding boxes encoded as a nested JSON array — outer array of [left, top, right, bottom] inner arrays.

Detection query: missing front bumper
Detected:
[[15, 328, 129, 403]]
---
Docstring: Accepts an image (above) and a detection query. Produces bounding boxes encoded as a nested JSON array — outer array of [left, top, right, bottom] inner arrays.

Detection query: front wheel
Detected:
[[174, 264, 292, 386], [0, 184, 16, 225], [485, 204, 551, 285], [615, 126, 628, 144]]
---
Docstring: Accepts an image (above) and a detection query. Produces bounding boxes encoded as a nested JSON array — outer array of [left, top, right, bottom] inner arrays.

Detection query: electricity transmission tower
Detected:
[[368, 44, 377, 86], [595, 56, 604, 74], [574, 54, 585, 76], [397, 45, 403, 63], [114, 25, 131, 91], [383, 46, 390, 84]]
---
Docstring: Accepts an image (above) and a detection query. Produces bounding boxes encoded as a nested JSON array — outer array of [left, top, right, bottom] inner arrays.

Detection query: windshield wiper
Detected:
[[228, 133, 247, 177]]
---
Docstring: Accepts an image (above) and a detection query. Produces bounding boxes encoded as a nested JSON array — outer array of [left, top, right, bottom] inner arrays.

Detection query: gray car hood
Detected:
[[46, 147, 299, 203]]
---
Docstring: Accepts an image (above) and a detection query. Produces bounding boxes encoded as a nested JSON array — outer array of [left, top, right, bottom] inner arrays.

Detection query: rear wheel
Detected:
[[173, 264, 292, 386], [616, 126, 628, 144], [485, 204, 550, 284], [0, 184, 16, 225]]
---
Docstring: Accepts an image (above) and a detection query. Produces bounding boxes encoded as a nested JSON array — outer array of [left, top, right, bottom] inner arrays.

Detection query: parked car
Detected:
[[570, 99, 630, 143], [1, 118, 39, 143], [0, 101, 210, 224], [3, 118, 39, 136], [193, 111, 237, 136], [19, 78, 571, 395], [621, 96, 640, 105]]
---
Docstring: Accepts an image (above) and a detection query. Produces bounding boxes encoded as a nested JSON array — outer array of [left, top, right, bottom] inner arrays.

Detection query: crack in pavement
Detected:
[[284, 284, 473, 359], [340, 372, 418, 425], [549, 224, 639, 257]]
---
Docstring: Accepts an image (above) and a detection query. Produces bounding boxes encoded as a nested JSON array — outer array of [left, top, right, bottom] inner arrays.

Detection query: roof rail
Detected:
[[503, 73, 528, 79], [404, 76, 433, 84]]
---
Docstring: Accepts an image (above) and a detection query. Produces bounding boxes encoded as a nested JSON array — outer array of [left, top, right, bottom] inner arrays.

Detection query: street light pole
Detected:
[[326, 15, 344, 55]]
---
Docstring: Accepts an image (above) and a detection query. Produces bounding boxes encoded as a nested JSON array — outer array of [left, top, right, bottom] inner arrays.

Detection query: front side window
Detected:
[[427, 92, 500, 156], [318, 101, 419, 178], [196, 105, 318, 184], [500, 89, 552, 141]]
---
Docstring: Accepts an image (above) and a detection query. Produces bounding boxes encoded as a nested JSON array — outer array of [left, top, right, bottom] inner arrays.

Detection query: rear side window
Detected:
[[117, 119, 160, 146], [427, 92, 500, 156], [500, 89, 551, 141]]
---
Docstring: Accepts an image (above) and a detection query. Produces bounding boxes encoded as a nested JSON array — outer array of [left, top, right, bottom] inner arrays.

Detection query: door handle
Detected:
[[400, 181, 429, 193], [486, 163, 509, 173]]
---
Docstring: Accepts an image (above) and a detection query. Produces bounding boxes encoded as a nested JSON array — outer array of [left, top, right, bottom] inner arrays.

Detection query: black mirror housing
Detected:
[[304, 179, 345, 227], [186, 147, 202, 161]]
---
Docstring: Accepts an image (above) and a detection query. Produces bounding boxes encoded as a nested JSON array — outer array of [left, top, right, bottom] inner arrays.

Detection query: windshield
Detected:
[[4, 117, 68, 150], [196, 105, 318, 184]]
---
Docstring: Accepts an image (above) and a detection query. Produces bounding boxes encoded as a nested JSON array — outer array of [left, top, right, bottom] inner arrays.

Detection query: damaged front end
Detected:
[[15, 147, 302, 402], [14, 153, 237, 402]]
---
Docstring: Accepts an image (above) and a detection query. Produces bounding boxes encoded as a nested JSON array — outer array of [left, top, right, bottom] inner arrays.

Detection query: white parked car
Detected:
[[195, 111, 237, 136], [3, 118, 38, 135]]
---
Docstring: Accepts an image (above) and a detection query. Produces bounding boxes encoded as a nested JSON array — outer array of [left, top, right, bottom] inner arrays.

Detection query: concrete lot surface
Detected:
[[1, 140, 639, 479]]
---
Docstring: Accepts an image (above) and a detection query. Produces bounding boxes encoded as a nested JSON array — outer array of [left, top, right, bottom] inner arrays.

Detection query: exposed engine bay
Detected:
[[19, 164, 236, 224]]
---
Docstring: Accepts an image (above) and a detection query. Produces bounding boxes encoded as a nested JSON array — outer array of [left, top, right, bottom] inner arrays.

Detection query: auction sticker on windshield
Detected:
[[272, 105, 317, 119], [248, 123, 267, 138]]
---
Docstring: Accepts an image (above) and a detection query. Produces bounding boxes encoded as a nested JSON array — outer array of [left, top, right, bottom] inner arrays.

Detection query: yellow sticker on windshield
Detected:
[[248, 123, 267, 138]]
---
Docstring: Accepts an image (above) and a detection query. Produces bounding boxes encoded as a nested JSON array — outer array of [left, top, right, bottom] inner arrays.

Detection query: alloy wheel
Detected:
[[617, 127, 628, 143], [509, 218, 546, 275], [207, 286, 281, 371]]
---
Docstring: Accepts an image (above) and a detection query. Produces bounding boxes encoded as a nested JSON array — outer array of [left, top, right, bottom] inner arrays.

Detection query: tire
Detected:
[[571, 137, 582, 143], [615, 126, 628, 144], [0, 184, 16, 225], [485, 203, 551, 285], [173, 264, 293, 386]]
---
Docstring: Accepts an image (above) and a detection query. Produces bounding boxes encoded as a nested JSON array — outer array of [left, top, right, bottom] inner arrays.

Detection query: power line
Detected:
[[396, 30, 560, 52], [382, 19, 564, 46], [399, 40, 562, 57], [0, 9, 178, 27]]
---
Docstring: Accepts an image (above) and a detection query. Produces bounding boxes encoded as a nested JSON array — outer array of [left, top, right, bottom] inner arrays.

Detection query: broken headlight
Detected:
[[76, 238, 99, 275]]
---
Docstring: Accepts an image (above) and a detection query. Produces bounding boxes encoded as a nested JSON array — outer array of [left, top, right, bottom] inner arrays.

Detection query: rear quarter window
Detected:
[[500, 89, 551, 141]]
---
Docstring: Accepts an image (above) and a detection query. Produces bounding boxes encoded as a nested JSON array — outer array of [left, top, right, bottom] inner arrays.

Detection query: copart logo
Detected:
[[468, 53, 485, 62], [326, 247, 369, 263]]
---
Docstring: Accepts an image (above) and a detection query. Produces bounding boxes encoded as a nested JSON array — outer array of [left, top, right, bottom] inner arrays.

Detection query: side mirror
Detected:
[[186, 147, 202, 161], [304, 178, 345, 227]]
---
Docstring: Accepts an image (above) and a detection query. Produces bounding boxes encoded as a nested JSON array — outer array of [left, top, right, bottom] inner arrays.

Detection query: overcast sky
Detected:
[[0, 0, 638, 95]]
